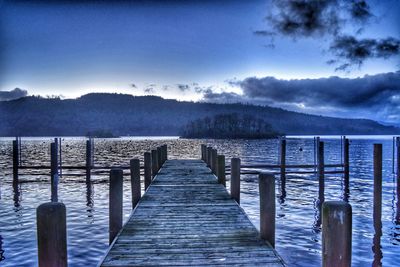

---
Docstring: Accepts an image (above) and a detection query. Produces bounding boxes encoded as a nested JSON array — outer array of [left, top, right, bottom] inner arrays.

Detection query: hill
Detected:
[[0, 93, 398, 136]]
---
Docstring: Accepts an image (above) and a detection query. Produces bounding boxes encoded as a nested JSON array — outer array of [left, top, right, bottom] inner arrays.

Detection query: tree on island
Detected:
[[181, 113, 281, 139]]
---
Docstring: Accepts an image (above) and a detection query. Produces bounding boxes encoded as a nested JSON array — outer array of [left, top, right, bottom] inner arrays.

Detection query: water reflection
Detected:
[[0, 235, 5, 262], [396, 176, 400, 224], [312, 199, 322, 233], [13, 182, 21, 209], [372, 214, 383, 266], [279, 181, 287, 204], [393, 175, 400, 245], [342, 173, 350, 203], [86, 181, 94, 223]]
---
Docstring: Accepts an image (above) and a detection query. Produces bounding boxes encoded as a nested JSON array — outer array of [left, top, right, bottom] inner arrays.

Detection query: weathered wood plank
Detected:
[[99, 159, 285, 266]]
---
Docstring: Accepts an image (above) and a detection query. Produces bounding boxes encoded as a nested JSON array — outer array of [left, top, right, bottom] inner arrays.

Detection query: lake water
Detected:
[[0, 136, 399, 266]]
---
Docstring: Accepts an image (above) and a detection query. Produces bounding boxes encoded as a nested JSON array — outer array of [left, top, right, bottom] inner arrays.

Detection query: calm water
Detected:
[[0, 136, 399, 266]]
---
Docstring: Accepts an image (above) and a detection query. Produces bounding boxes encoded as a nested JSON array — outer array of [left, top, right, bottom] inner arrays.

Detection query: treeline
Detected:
[[181, 114, 280, 139]]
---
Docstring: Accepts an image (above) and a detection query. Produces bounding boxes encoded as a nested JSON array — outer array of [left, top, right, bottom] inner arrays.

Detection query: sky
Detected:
[[0, 0, 399, 124]]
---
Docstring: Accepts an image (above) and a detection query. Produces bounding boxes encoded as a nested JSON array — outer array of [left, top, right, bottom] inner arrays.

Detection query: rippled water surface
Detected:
[[0, 136, 399, 266]]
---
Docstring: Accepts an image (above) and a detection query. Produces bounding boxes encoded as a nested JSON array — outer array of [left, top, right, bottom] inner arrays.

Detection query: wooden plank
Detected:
[[99, 159, 285, 267]]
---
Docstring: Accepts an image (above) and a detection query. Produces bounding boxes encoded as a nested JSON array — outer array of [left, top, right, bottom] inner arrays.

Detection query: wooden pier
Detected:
[[99, 159, 285, 266]]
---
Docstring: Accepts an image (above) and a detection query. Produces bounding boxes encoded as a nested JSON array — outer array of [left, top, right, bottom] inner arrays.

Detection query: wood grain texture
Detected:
[[99, 159, 285, 266]]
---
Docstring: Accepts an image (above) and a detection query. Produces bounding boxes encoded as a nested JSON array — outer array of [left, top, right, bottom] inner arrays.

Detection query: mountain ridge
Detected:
[[0, 93, 398, 136]]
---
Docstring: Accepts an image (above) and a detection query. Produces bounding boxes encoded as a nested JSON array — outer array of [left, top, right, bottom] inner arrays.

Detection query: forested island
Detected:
[[181, 114, 280, 139], [0, 93, 398, 136]]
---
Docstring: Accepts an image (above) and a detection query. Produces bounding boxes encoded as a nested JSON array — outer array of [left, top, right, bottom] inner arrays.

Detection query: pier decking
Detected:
[[99, 159, 285, 266]]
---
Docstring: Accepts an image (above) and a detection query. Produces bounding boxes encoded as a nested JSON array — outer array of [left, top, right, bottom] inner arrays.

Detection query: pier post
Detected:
[[109, 168, 123, 245], [12, 140, 19, 184], [144, 152, 152, 190], [37, 202, 67, 267], [86, 140, 92, 182], [397, 137, 400, 223], [322, 201, 352, 267], [59, 138, 62, 177], [280, 139, 286, 189], [201, 144, 206, 161], [161, 145, 167, 164], [217, 155, 226, 187], [344, 138, 350, 186], [259, 173, 275, 247], [373, 144, 382, 225], [207, 147, 212, 167], [164, 145, 168, 162], [231, 158, 241, 204], [318, 141, 325, 204], [157, 147, 162, 170], [212, 149, 218, 175], [130, 159, 141, 209], [50, 142, 58, 202], [151, 149, 158, 178]]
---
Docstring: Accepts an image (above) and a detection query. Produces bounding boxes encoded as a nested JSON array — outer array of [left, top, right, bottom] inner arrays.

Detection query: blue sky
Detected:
[[0, 0, 399, 123]]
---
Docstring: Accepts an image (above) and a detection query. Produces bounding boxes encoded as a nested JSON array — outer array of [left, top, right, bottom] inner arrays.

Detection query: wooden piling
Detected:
[[86, 140, 92, 182], [280, 139, 286, 189], [157, 147, 162, 170], [231, 158, 241, 204], [217, 155, 226, 187], [397, 137, 400, 223], [161, 145, 165, 163], [322, 201, 352, 267], [58, 138, 62, 177], [109, 168, 123, 245], [50, 142, 58, 202], [318, 141, 325, 204], [259, 173, 276, 247], [212, 149, 218, 175], [12, 140, 19, 184], [130, 159, 141, 209], [207, 147, 212, 167], [151, 150, 158, 178], [164, 145, 168, 162], [37, 202, 67, 267], [144, 152, 152, 190], [344, 138, 350, 185], [201, 144, 206, 161], [373, 144, 382, 224]]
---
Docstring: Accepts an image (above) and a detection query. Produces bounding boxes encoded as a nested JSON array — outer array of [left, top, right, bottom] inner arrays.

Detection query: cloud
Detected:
[[256, 0, 399, 70], [350, 0, 372, 21], [177, 84, 190, 92], [0, 88, 28, 101], [329, 36, 400, 70], [224, 78, 241, 87], [143, 86, 155, 94], [130, 83, 137, 88], [266, 0, 342, 38], [202, 72, 400, 123]]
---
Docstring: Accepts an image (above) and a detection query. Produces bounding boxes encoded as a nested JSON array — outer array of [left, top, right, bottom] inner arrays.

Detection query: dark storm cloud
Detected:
[[266, 0, 373, 38], [239, 72, 400, 108], [0, 88, 28, 101], [267, 0, 342, 38], [202, 72, 400, 121], [350, 0, 372, 21], [330, 36, 400, 70], [258, 0, 399, 70]]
